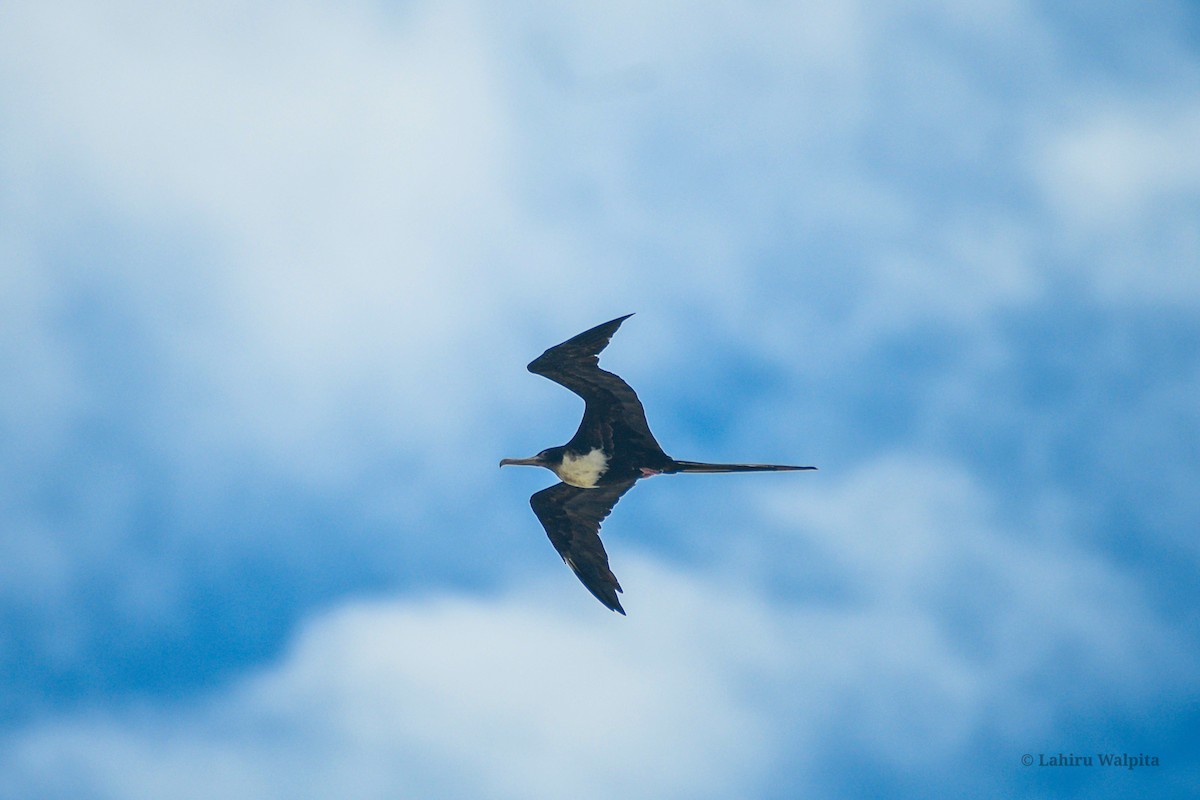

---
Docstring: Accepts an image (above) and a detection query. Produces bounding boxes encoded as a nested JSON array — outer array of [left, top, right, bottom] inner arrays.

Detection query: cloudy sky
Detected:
[[2, 0, 1198, 797]]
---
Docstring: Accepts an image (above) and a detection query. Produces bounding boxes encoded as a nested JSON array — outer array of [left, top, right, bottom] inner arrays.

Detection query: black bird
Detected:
[[501, 314, 816, 614]]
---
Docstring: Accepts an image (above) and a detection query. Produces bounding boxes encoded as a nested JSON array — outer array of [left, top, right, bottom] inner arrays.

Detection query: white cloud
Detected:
[[490, 0, 1064, 349], [1032, 102, 1200, 302], [0, 0, 563, 663], [0, 0, 559, 483], [759, 457, 1188, 712], [1, 580, 781, 800], [1037, 105, 1200, 228], [0, 238, 85, 469], [2, 455, 1185, 799]]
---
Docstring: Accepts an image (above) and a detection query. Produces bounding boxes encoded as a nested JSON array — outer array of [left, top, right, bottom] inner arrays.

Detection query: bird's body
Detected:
[[501, 314, 815, 614]]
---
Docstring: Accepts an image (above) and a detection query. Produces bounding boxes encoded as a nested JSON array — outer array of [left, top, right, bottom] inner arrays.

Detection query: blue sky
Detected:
[[1, 0, 1198, 797]]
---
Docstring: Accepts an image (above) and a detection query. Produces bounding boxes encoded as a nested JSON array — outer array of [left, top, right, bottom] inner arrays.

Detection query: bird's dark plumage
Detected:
[[530, 480, 637, 614], [502, 314, 816, 613], [527, 313, 669, 478]]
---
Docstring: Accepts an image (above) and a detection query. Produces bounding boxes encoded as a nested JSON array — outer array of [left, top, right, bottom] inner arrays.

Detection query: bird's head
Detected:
[[499, 446, 564, 471]]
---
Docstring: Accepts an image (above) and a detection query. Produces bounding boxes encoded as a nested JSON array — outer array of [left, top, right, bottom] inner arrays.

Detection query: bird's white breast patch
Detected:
[[557, 448, 609, 488]]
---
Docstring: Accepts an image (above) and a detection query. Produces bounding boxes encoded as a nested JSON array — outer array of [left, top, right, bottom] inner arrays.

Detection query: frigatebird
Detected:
[[501, 314, 816, 614]]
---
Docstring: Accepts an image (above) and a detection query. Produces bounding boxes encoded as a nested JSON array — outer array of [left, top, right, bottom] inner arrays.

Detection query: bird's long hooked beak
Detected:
[[499, 456, 543, 468]]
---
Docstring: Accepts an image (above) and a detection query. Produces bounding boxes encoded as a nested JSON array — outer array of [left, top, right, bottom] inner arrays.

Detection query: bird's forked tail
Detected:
[[667, 460, 816, 474]]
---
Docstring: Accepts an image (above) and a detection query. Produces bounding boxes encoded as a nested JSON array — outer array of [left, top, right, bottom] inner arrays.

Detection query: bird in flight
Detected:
[[501, 314, 816, 614]]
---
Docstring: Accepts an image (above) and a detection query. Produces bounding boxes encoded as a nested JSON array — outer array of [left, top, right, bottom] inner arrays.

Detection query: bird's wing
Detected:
[[526, 314, 664, 455], [529, 480, 638, 614]]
